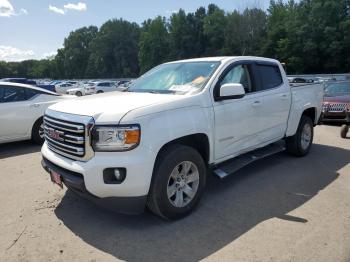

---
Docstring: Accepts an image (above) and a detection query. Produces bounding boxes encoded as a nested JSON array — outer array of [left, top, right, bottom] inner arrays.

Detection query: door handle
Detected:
[[252, 101, 261, 107], [280, 94, 288, 100], [30, 103, 40, 108]]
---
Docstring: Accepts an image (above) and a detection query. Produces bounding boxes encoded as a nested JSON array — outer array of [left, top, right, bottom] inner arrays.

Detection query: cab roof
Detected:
[[167, 56, 280, 64]]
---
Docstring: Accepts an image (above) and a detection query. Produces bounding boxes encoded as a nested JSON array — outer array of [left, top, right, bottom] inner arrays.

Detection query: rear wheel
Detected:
[[147, 145, 206, 220], [97, 90, 104, 94], [286, 116, 314, 157], [76, 91, 82, 96], [340, 125, 349, 138], [32, 118, 45, 144]]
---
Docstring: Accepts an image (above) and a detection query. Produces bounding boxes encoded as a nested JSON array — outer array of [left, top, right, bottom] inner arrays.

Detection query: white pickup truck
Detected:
[[41, 56, 324, 219]]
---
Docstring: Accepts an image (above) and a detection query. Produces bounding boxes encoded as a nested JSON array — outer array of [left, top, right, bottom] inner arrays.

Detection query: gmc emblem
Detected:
[[47, 128, 64, 141]]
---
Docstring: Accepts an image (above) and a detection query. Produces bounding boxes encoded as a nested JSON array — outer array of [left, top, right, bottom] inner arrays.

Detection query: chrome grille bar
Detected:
[[323, 103, 348, 112], [43, 111, 94, 161], [45, 135, 85, 156], [44, 116, 84, 133]]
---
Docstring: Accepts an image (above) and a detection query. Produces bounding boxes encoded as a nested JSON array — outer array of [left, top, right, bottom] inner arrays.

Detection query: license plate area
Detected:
[[50, 170, 63, 188]]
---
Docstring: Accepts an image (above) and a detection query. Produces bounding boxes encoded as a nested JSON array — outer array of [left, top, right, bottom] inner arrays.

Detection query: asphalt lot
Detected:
[[0, 125, 349, 262]]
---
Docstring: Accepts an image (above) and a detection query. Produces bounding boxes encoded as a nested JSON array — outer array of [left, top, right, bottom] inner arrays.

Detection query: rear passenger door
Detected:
[[251, 62, 291, 143]]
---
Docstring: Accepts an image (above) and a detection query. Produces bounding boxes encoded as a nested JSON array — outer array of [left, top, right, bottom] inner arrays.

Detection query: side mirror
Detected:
[[218, 83, 245, 100]]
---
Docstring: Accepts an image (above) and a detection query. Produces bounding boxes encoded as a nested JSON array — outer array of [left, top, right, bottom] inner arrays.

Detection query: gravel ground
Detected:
[[0, 125, 349, 262]]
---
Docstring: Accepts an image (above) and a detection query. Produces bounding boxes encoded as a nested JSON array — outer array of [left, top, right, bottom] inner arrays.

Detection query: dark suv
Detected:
[[321, 81, 350, 123]]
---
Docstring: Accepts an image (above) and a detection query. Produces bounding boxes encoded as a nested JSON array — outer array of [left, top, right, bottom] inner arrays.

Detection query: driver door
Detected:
[[213, 62, 263, 161]]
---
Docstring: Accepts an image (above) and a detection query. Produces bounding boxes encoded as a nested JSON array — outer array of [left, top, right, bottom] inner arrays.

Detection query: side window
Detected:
[[257, 64, 283, 91], [2, 86, 26, 103], [26, 88, 40, 99], [219, 64, 253, 93]]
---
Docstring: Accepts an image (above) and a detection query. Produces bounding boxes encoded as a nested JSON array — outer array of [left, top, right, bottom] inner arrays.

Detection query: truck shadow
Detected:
[[0, 141, 41, 159], [54, 143, 349, 262]]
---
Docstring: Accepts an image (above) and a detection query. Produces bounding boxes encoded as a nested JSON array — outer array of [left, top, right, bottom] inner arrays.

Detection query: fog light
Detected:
[[114, 169, 123, 180], [103, 168, 126, 184]]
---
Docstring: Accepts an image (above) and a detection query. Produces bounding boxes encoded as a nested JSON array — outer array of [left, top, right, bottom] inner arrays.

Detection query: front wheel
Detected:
[[32, 118, 45, 144], [286, 115, 314, 157], [97, 90, 104, 94], [76, 91, 82, 96], [147, 145, 206, 220], [340, 125, 349, 138]]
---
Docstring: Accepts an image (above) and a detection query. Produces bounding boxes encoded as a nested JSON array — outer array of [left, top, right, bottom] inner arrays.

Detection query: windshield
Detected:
[[128, 61, 220, 94], [325, 82, 350, 96]]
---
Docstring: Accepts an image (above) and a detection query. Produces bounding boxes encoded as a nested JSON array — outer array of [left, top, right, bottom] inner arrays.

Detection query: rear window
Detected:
[[257, 64, 283, 90], [26, 88, 40, 99]]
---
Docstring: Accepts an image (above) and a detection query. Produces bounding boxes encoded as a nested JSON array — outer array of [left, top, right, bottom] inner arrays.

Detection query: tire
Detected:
[[76, 91, 82, 96], [147, 145, 207, 220], [340, 125, 349, 138], [286, 115, 314, 157], [32, 118, 45, 144], [97, 90, 104, 94]]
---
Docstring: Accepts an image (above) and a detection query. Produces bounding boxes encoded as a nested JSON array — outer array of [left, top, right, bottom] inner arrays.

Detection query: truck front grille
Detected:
[[323, 103, 348, 112], [43, 112, 94, 161]]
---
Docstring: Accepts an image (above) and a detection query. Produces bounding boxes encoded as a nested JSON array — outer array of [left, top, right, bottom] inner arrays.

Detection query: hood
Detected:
[[324, 94, 350, 103], [48, 91, 182, 124]]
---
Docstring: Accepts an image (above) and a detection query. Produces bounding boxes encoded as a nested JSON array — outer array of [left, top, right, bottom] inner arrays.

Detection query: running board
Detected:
[[213, 141, 286, 179]]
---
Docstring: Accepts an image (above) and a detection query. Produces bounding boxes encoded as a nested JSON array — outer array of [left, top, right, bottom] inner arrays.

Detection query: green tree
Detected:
[[168, 9, 192, 59], [139, 16, 169, 73], [61, 26, 98, 78], [224, 8, 267, 56], [203, 4, 227, 55], [86, 19, 140, 78]]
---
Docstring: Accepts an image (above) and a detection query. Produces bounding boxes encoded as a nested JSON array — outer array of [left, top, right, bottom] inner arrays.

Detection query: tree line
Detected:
[[1, 0, 349, 79]]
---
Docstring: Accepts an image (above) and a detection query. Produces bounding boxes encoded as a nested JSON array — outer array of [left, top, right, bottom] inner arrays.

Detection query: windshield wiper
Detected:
[[127, 89, 176, 94]]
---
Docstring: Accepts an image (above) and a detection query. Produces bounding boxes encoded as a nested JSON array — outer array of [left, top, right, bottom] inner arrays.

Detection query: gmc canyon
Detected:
[[41, 56, 324, 219]]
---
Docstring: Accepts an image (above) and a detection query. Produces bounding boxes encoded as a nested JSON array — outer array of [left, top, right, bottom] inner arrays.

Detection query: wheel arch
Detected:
[[154, 133, 210, 168], [286, 106, 318, 137], [302, 107, 317, 125]]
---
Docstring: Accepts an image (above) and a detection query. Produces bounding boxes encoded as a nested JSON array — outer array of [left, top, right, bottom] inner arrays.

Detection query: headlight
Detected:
[[91, 125, 140, 152]]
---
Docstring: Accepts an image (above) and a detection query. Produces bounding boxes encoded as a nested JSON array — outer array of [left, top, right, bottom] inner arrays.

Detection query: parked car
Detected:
[[321, 81, 350, 123], [41, 56, 323, 219], [0, 78, 56, 92], [83, 82, 98, 95], [55, 82, 81, 94], [288, 77, 313, 84], [116, 80, 131, 86], [90, 81, 118, 94], [0, 82, 74, 144], [66, 86, 86, 96]]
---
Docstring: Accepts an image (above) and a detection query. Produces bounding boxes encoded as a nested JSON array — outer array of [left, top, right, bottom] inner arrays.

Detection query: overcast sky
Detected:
[[0, 0, 272, 61]]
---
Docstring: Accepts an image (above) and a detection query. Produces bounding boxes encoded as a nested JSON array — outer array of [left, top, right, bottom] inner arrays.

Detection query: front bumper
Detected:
[[320, 111, 350, 123], [41, 142, 155, 197], [41, 157, 147, 214], [41, 141, 157, 214]]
